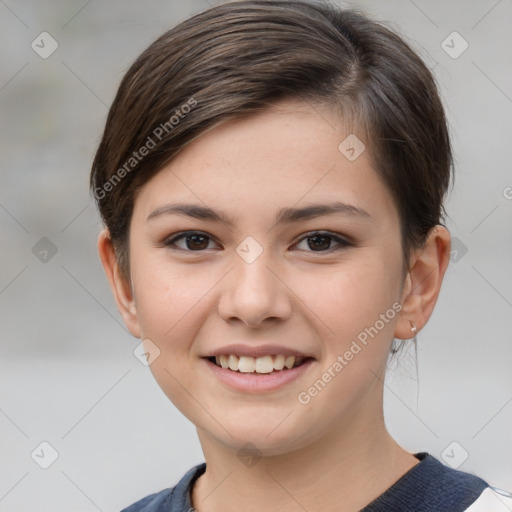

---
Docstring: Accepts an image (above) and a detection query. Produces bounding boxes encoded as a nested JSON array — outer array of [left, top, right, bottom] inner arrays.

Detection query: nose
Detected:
[[217, 250, 293, 329]]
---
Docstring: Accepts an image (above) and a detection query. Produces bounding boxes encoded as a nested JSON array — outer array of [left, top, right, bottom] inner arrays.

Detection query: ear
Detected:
[[394, 225, 451, 339], [97, 229, 141, 338]]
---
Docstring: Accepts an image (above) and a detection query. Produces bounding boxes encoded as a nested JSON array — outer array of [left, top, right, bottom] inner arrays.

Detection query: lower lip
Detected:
[[203, 358, 314, 393]]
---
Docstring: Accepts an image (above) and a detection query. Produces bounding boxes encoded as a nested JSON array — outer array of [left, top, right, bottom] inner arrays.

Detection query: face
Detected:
[[125, 100, 407, 455]]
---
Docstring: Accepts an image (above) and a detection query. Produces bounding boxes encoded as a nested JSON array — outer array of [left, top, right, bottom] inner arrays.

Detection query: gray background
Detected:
[[1, 0, 511, 510]]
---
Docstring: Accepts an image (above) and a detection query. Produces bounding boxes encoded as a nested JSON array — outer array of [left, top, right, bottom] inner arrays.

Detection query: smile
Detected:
[[208, 354, 307, 374], [204, 354, 315, 393]]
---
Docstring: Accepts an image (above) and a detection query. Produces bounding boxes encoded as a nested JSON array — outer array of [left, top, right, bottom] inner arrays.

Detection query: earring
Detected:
[[410, 320, 417, 337]]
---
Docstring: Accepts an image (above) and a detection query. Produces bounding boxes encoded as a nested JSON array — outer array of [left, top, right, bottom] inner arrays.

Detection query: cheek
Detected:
[[291, 258, 403, 424], [130, 258, 218, 419], [130, 252, 215, 350], [297, 255, 402, 348]]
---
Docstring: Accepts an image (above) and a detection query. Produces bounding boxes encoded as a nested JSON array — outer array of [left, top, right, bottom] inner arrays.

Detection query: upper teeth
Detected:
[[214, 354, 303, 373]]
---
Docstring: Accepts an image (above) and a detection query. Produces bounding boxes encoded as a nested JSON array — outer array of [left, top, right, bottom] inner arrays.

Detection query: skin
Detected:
[[98, 99, 451, 512]]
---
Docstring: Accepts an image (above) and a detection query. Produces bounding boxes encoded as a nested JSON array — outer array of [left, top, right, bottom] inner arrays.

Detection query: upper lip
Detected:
[[204, 344, 314, 359]]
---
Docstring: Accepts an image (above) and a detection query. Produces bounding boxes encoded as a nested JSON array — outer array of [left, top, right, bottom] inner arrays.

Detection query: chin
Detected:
[[206, 417, 315, 458]]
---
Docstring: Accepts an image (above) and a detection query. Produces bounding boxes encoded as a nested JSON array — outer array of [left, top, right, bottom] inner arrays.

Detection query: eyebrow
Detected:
[[146, 201, 372, 226]]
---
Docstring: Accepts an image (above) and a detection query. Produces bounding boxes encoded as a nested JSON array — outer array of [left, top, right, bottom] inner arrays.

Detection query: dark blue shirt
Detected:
[[120, 452, 511, 511]]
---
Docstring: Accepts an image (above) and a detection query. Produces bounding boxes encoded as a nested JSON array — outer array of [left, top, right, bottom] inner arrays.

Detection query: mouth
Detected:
[[205, 354, 312, 374]]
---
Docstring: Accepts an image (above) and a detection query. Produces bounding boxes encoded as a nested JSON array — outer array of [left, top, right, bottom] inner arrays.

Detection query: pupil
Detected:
[[308, 235, 331, 251], [187, 234, 208, 250]]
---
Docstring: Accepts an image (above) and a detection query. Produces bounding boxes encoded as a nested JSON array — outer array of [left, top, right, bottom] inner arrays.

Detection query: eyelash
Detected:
[[162, 230, 351, 254]]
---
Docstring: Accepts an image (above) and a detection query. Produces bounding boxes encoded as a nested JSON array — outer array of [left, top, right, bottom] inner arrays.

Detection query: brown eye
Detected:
[[165, 231, 217, 251], [307, 234, 332, 251], [294, 231, 350, 253], [184, 234, 210, 250]]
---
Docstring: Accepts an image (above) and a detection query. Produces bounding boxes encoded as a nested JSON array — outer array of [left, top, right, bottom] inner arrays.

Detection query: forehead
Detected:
[[132, 99, 398, 228]]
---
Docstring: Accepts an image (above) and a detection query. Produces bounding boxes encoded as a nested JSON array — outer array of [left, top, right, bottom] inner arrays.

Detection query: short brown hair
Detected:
[[90, 0, 453, 284]]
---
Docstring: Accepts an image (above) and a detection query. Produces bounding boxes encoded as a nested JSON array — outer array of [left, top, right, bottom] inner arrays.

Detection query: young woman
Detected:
[[90, 1, 511, 510]]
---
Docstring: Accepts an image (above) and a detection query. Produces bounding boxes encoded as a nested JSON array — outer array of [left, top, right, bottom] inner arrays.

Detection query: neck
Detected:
[[191, 405, 419, 512]]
